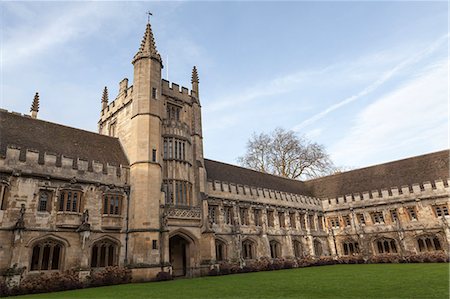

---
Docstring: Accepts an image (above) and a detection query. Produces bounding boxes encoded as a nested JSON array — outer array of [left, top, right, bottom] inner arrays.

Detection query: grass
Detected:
[[15, 263, 449, 299]]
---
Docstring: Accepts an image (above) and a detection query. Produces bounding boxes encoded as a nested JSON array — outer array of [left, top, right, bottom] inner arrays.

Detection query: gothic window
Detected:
[[308, 214, 316, 230], [103, 194, 123, 215], [38, 191, 52, 212], [167, 103, 181, 121], [329, 217, 340, 228], [343, 215, 351, 227], [417, 236, 442, 252], [317, 216, 324, 230], [254, 209, 262, 226], [371, 212, 385, 224], [374, 238, 398, 254], [407, 207, 418, 221], [208, 205, 217, 224], [0, 183, 8, 210], [433, 205, 449, 218], [390, 209, 398, 223], [163, 180, 191, 206], [58, 190, 83, 213], [357, 213, 366, 225], [269, 240, 281, 259], [163, 138, 187, 161], [278, 212, 285, 228], [313, 240, 323, 257], [215, 239, 226, 261], [342, 241, 359, 255], [293, 240, 303, 258], [242, 239, 255, 260], [239, 208, 249, 225], [224, 206, 233, 225], [267, 210, 275, 227], [30, 239, 63, 271], [91, 239, 118, 268], [289, 212, 296, 229], [109, 122, 116, 137], [300, 214, 306, 230]]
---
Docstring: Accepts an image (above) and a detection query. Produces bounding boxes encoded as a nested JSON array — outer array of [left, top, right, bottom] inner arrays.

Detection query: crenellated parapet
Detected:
[[0, 146, 129, 186], [99, 83, 133, 125], [161, 79, 196, 103], [322, 178, 450, 211], [207, 179, 322, 211]]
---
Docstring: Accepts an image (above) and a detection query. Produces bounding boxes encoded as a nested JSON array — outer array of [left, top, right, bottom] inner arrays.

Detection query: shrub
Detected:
[[89, 266, 131, 287], [154, 271, 173, 281]]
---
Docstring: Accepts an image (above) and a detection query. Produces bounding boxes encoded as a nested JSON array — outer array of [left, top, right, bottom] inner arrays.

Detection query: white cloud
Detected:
[[292, 34, 448, 131], [330, 59, 448, 167]]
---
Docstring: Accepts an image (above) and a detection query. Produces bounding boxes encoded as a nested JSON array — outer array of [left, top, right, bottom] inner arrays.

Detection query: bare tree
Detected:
[[238, 128, 336, 180]]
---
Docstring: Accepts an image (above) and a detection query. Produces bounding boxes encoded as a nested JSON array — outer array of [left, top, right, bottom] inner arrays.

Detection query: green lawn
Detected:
[[15, 264, 449, 299]]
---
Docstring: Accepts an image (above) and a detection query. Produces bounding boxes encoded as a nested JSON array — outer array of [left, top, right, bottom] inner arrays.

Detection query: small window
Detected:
[[278, 212, 285, 228], [254, 209, 262, 226], [152, 240, 158, 250], [290, 212, 296, 228], [0, 184, 8, 210], [38, 191, 52, 212], [407, 207, 418, 221], [267, 210, 275, 227], [103, 194, 122, 215], [59, 190, 83, 213], [434, 205, 449, 218], [329, 217, 340, 228], [167, 103, 181, 121], [224, 206, 233, 225], [240, 208, 249, 225], [270, 240, 281, 258], [390, 209, 398, 222], [152, 149, 157, 162], [343, 215, 351, 227], [342, 241, 359, 256], [357, 213, 365, 225], [372, 212, 385, 224], [152, 87, 157, 99], [293, 240, 303, 258], [208, 205, 217, 224]]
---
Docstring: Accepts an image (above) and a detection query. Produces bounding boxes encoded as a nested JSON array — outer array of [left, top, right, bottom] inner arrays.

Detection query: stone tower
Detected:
[[127, 21, 164, 265]]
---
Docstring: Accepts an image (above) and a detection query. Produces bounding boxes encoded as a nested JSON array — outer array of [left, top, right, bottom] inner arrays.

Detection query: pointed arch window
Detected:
[[91, 239, 119, 268], [269, 240, 281, 258], [417, 236, 442, 252], [313, 239, 323, 257], [242, 239, 256, 260], [215, 239, 227, 261], [30, 239, 63, 271], [293, 240, 303, 258], [374, 238, 398, 254]]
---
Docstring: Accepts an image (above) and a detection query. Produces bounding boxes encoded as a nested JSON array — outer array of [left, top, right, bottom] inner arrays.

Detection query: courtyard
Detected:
[[14, 263, 449, 299]]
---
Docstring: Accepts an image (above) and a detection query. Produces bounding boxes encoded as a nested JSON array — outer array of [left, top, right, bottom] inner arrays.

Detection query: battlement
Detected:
[[100, 85, 133, 123], [161, 79, 194, 103], [0, 146, 129, 185], [207, 179, 322, 210], [322, 178, 450, 211]]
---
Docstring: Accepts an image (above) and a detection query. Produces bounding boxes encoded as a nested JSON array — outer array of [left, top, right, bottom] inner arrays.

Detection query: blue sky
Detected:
[[1, 1, 448, 169]]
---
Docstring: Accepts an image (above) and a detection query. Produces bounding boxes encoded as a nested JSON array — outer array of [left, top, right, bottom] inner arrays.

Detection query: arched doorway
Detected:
[[169, 235, 190, 277]]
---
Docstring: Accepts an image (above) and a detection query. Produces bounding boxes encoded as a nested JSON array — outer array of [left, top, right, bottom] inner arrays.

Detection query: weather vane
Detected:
[[147, 11, 153, 24]]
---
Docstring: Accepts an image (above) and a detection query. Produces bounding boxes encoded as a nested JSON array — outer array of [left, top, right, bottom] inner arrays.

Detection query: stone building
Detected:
[[0, 21, 449, 282]]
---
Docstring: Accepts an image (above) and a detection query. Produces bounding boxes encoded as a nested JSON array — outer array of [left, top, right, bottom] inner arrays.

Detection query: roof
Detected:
[[204, 159, 312, 196], [205, 150, 449, 199], [304, 150, 449, 199], [0, 110, 129, 166]]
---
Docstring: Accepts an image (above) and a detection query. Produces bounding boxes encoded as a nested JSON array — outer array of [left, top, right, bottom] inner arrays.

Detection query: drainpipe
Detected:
[[124, 185, 131, 265]]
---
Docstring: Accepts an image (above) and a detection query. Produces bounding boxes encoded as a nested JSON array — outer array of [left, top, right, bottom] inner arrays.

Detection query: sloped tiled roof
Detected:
[[205, 150, 449, 199], [304, 150, 449, 199], [0, 110, 129, 166], [204, 159, 312, 196]]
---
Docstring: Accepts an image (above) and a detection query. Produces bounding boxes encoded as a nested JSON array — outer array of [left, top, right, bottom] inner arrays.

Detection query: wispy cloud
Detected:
[[291, 34, 448, 131], [330, 59, 448, 167]]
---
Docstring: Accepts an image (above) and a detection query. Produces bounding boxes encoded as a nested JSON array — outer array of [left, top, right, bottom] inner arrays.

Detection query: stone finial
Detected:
[[101, 86, 109, 110], [30, 92, 39, 119], [191, 66, 199, 84], [133, 22, 162, 65]]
